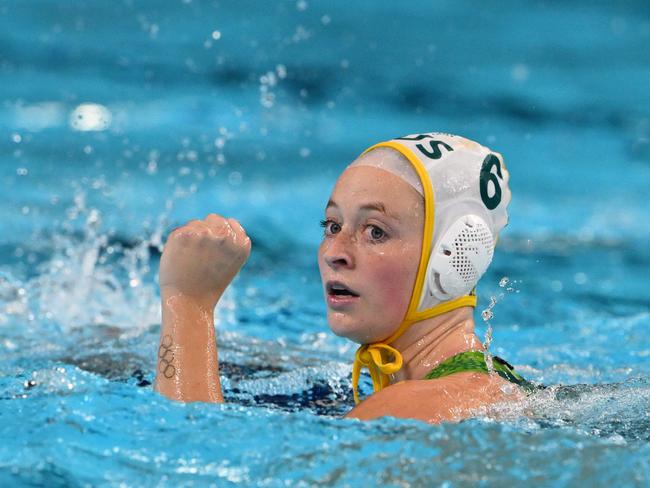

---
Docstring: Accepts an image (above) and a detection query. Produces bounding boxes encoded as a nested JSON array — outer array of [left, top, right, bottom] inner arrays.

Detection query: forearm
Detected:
[[154, 291, 223, 403]]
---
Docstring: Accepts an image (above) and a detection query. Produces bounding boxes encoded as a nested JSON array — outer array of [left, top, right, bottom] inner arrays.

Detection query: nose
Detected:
[[322, 230, 355, 269]]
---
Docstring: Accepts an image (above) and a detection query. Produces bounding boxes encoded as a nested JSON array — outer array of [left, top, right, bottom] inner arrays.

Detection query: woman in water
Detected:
[[154, 132, 533, 423]]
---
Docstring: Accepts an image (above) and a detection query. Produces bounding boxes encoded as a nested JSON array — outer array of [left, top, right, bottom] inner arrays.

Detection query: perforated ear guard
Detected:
[[426, 214, 494, 300]]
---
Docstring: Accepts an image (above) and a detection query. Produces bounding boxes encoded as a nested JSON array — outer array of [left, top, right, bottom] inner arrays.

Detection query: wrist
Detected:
[[159, 291, 217, 345], [160, 286, 221, 313]]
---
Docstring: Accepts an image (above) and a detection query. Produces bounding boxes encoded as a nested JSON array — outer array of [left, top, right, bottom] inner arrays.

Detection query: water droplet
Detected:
[[511, 63, 529, 82], [69, 103, 112, 132], [260, 92, 275, 108], [499, 277, 509, 287], [228, 171, 242, 186], [481, 309, 493, 321], [574, 272, 587, 285]]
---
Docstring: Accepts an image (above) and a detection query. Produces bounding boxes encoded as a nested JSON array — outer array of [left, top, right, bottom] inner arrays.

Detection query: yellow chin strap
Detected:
[[351, 141, 477, 405]]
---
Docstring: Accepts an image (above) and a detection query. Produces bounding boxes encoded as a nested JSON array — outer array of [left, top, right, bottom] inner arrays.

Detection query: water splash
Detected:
[[26, 194, 159, 334], [481, 277, 520, 373], [7, 197, 134, 334], [482, 297, 496, 372], [259, 65, 287, 109]]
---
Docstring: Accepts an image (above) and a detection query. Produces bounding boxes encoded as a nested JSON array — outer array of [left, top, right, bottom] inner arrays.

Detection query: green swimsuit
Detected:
[[423, 350, 538, 394]]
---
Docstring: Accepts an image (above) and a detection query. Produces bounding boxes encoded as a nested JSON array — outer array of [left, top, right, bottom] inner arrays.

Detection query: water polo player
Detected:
[[154, 132, 534, 423]]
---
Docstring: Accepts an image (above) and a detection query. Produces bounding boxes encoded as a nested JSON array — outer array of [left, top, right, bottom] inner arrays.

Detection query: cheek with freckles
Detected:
[[364, 246, 420, 331]]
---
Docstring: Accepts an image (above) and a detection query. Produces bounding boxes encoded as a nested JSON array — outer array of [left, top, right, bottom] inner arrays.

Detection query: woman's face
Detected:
[[317, 165, 424, 344]]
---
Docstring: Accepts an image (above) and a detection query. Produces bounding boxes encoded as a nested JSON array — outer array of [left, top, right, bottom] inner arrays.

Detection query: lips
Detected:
[[326, 280, 360, 297], [325, 280, 360, 310]]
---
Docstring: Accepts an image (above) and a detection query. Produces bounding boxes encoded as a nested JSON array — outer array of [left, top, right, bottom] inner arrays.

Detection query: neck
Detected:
[[389, 307, 483, 382]]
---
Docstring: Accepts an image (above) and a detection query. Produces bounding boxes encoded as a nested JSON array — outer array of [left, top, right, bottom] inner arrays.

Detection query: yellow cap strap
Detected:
[[352, 343, 403, 404]]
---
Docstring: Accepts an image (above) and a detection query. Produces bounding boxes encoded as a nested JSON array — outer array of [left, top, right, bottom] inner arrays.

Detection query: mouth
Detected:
[[326, 281, 360, 297], [325, 280, 360, 310], [325, 281, 360, 310]]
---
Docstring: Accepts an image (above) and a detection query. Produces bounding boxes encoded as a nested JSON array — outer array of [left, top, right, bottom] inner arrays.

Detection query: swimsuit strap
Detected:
[[423, 350, 537, 393]]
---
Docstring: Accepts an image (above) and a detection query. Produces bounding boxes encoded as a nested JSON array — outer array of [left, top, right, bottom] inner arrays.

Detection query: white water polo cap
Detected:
[[350, 133, 511, 403], [351, 132, 511, 314]]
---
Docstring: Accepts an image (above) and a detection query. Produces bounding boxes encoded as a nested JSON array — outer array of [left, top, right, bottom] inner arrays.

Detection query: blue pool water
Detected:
[[1, 1, 650, 485]]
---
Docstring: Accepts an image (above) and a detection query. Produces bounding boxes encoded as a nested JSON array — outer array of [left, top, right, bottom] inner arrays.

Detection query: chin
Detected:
[[326, 311, 393, 344], [326, 312, 368, 344]]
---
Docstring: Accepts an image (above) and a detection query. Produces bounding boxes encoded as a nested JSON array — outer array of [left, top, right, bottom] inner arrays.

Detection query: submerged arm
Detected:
[[154, 214, 251, 403]]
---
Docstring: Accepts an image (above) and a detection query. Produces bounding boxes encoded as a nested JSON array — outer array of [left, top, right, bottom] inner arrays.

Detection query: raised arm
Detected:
[[154, 214, 251, 402]]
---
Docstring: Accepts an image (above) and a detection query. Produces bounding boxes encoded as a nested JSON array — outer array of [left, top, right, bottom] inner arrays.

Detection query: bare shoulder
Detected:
[[346, 372, 524, 424]]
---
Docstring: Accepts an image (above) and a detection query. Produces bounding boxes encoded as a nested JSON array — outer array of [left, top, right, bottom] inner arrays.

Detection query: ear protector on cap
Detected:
[[426, 214, 494, 301]]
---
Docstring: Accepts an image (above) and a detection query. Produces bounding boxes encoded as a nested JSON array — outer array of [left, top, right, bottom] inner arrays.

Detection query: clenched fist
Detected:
[[159, 214, 251, 310]]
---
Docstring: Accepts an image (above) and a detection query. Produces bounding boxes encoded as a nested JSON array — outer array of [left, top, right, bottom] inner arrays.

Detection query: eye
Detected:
[[367, 225, 386, 241], [319, 219, 341, 235]]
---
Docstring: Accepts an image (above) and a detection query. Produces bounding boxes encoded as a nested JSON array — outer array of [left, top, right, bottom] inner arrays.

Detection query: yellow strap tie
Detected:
[[352, 343, 403, 404]]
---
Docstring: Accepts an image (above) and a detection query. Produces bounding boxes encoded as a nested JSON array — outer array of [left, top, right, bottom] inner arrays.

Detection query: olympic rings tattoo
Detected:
[[158, 334, 176, 379]]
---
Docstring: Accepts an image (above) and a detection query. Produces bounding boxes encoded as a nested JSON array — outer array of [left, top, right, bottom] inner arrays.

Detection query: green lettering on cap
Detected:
[[480, 154, 503, 210], [395, 134, 454, 160]]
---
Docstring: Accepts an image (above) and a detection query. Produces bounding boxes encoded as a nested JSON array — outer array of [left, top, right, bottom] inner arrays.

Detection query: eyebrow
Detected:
[[326, 199, 397, 219]]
